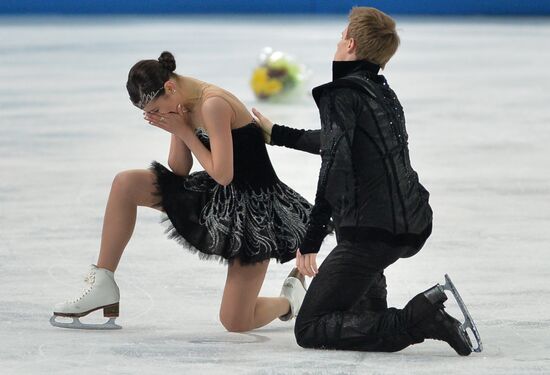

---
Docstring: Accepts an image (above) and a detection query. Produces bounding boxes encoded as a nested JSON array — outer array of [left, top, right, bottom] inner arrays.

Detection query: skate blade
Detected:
[[279, 268, 307, 322], [50, 315, 122, 330], [443, 274, 483, 353], [287, 267, 307, 290]]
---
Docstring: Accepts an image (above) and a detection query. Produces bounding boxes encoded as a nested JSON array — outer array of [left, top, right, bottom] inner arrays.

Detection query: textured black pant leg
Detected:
[[350, 272, 388, 312], [295, 240, 422, 352]]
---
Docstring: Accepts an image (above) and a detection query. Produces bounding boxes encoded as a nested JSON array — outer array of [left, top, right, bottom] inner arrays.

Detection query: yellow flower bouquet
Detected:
[[250, 47, 310, 102]]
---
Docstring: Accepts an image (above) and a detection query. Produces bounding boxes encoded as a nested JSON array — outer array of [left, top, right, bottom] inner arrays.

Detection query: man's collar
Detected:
[[332, 60, 380, 81]]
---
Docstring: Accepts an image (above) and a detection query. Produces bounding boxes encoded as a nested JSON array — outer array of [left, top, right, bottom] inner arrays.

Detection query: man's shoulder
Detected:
[[312, 81, 362, 107], [312, 75, 383, 105]]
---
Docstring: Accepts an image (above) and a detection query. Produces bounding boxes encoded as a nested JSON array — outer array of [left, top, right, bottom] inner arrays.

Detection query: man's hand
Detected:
[[296, 249, 318, 277], [252, 107, 273, 144]]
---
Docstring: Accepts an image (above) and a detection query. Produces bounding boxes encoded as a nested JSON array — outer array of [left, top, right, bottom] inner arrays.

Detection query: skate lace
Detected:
[[67, 269, 96, 304]]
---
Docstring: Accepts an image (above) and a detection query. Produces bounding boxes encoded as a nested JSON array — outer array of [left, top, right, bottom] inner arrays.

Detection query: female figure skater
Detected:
[[50, 51, 310, 331]]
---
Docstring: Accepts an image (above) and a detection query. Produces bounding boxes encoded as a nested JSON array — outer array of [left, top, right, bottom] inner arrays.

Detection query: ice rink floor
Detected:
[[1, 15, 550, 374]]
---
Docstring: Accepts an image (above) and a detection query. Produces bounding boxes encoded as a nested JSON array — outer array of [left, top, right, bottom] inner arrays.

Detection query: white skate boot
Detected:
[[50, 264, 121, 330], [279, 268, 307, 321]]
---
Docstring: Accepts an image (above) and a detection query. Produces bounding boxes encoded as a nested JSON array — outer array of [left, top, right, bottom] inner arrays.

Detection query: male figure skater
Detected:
[[253, 7, 481, 354]]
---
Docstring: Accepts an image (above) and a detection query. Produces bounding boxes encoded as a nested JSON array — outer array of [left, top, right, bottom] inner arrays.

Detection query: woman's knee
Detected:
[[219, 310, 253, 333], [111, 170, 135, 195], [111, 170, 159, 207]]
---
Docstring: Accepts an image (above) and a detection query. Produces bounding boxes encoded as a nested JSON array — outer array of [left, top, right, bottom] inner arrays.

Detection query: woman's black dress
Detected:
[[149, 122, 313, 265]]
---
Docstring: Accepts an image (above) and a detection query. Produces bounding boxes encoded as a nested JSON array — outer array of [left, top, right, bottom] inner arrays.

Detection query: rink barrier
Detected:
[[1, 0, 550, 15]]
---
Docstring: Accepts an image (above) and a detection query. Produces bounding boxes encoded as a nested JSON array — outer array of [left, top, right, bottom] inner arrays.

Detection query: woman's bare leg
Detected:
[[96, 169, 162, 272], [219, 259, 291, 332]]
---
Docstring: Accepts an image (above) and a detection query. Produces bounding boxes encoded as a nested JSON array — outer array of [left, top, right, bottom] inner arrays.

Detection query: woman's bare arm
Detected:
[[144, 99, 233, 185], [177, 97, 234, 186], [167, 134, 193, 176]]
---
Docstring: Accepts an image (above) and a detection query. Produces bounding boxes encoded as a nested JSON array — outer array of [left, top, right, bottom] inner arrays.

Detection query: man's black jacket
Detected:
[[271, 60, 433, 254]]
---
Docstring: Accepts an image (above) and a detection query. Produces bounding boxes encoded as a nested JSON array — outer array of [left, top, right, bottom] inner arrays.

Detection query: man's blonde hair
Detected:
[[347, 7, 400, 68]]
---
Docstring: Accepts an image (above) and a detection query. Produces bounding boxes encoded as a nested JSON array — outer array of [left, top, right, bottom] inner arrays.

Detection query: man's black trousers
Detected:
[[295, 231, 432, 352]]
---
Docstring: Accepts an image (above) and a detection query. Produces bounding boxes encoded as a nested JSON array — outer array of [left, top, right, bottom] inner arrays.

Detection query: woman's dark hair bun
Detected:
[[158, 51, 176, 73]]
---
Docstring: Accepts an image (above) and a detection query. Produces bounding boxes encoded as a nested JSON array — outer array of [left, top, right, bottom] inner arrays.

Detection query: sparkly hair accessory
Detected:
[[135, 85, 164, 109]]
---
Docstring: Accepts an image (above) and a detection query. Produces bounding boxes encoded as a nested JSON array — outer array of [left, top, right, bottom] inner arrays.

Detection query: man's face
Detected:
[[334, 26, 355, 61]]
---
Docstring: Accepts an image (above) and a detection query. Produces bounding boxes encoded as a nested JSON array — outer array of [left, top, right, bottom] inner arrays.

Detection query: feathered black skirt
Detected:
[[149, 161, 313, 265]]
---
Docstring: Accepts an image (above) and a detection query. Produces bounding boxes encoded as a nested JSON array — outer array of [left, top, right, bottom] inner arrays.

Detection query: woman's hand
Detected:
[[145, 104, 193, 139], [295, 249, 318, 277], [252, 107, 273, 144]]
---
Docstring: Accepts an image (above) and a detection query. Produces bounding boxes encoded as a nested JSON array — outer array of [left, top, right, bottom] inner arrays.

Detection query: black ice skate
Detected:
[[412, 274, 482, 355], [441, 274, 483, 353]]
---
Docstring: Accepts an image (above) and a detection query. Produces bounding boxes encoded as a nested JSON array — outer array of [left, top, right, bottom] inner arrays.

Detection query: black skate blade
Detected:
[[443, 274, 483, 353], [50, 315, 122, 330]]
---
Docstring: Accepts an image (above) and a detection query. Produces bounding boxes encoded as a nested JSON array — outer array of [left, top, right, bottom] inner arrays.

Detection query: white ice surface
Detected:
[[1, 15, 550, 374]]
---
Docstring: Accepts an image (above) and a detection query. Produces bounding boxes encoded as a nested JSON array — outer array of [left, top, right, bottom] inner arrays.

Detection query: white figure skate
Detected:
[[50, 264, 121, 330], [279, 268, 307, 321]]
